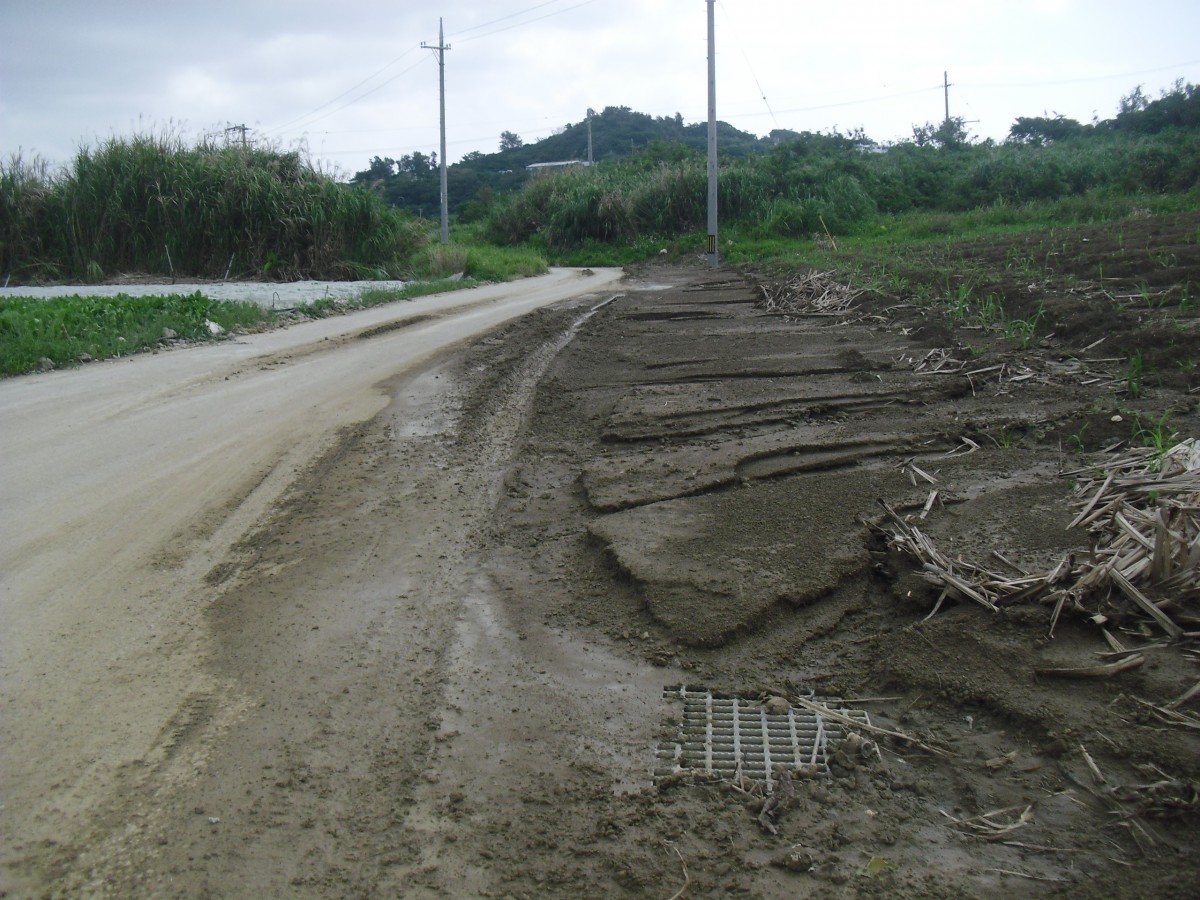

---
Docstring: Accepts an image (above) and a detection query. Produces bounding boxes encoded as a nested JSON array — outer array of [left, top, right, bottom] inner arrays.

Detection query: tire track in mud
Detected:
[[390, 292, 670, 896]]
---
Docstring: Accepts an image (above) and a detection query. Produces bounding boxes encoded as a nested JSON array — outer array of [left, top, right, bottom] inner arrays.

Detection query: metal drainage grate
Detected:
[[654, 686, 872, 793]]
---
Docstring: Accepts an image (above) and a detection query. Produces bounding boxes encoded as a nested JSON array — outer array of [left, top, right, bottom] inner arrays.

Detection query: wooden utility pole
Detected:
[[706, 0, 718, 268], [422, 20, 451, 244]]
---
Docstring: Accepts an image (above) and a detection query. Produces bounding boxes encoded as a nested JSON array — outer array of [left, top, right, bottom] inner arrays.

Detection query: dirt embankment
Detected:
[[432, 214, 1199, 896]]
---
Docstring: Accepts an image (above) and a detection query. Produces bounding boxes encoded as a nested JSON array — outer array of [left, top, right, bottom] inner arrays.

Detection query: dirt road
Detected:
[[3, 218, 1198, 897], [0, 268, 626, 895]]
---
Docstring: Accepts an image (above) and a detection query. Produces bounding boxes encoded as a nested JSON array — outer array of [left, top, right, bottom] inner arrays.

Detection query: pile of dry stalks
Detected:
[[873, 439, 1200, 639], [757, 270, 863, 316]]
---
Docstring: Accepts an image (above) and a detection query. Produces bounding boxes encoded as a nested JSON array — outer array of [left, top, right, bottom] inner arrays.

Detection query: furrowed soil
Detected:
[[5, 214, 1199, 897]]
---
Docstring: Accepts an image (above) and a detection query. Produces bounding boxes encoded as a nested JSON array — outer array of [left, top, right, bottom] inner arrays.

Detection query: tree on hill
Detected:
[[912, 117, 970, 149], [1008, 115, 1089, 145], [1112, 80, 1200, 134]]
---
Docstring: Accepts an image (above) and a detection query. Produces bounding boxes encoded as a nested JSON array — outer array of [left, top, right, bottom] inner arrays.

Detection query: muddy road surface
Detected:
[[4, 216, 1200, 898], [0, 268, 627, 895]]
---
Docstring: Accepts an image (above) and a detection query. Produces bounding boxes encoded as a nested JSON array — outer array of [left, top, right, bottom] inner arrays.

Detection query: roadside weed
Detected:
[[1005, 302, 1046, 349], [1068, 422, 1089, 454], [989, 427, 1015, 449], [1132, 412, 1176, 459]]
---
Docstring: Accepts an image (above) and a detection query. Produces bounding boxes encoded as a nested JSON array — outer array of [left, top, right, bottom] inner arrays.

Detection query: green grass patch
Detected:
[[0, 292, 272, 376], [0, 258, 558, 376]]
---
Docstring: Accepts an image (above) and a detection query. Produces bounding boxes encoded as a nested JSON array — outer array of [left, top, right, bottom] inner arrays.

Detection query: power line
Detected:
[[447, 0, 567, 38], [959, 57, 1200, 90], [451, 0, 600, 45], [752, 84, 944, 119], [717, 0, 775, 126], [263, 1, 602, 140], [263, 47, 423, 134]]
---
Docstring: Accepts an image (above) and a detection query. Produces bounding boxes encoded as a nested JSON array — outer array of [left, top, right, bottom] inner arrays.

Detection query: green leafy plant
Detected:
[[1126, 349, 1144, 398], [1, 133, 427, 283], [1005, 302, 1046, 348], [1132, 412, 1176, 458], [944, 281, 973, 320], [1068, 422, 1090, 453]]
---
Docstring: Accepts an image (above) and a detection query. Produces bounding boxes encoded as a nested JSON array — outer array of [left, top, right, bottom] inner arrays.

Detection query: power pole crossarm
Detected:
[[422, 20, 451, 245]]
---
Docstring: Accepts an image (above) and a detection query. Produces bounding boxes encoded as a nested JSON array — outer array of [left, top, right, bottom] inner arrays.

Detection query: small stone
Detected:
[[38, 357, 54, 371], [161, 327, 178, 340], [764, 696, 790, 715], [1041, 738, 1070, 758], [772, 847, 817, 872]]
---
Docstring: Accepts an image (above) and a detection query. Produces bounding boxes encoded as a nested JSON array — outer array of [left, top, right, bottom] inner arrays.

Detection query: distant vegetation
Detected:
[[2, 81, 1198, 378], [349, 83, 1200, 237], [468, 82, 1200, 258], [5, 83, 1196, 285], [350, 105, 785, 220]]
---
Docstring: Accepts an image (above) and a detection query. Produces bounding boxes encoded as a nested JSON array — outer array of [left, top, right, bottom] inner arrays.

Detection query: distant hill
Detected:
[[350, 83, 1200, 220], [349, 105, 786, 218]]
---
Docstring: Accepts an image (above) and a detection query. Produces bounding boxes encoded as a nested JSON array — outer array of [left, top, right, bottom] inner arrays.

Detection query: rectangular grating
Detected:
[[654, 686, 871, 793]]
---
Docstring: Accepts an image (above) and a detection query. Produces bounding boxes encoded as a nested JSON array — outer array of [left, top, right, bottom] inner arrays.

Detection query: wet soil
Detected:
[[418, 212, 1200, 896], [7, 215, 1199, 897]]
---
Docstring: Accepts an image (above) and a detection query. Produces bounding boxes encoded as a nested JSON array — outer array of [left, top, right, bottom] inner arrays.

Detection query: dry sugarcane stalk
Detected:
[[1165, 679, 1200, 710], [1127, 696, 1200, 731], [1079, 744, 1107, 784], [877, 438, 1198, 632], [1035, 655, 1145, 679], [984, 868, 1069, 883], [790, 696, 952, 757], [940, 804, 1034, 840], [666, 845, 691, 900], [1110, 571, 1184, 640]]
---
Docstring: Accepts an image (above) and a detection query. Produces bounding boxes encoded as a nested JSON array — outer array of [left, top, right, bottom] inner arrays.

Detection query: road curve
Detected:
[[0, 267, 623, 885]]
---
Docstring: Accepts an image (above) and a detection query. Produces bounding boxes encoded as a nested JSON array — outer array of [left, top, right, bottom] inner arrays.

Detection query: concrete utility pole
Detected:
[[706, 0, 718, 268], [225, 124, 251, 149], [943, 71, 951, 124], [586, 108, 595, 166], [422, 20, 451, 244]]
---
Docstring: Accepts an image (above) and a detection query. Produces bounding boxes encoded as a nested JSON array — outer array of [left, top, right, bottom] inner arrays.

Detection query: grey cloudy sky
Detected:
[[3, 0, 1199, 177]]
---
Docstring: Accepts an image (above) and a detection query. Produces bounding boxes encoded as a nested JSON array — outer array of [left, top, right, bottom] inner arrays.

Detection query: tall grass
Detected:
[[1, 134, 427, 284]]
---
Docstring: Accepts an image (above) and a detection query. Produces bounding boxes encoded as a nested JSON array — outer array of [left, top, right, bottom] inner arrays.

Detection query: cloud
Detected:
[[2, 0, 1198, 174]]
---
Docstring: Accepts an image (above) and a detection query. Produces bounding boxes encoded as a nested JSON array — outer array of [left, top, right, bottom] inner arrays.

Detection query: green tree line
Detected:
[[477, 82, 1200, 251]]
